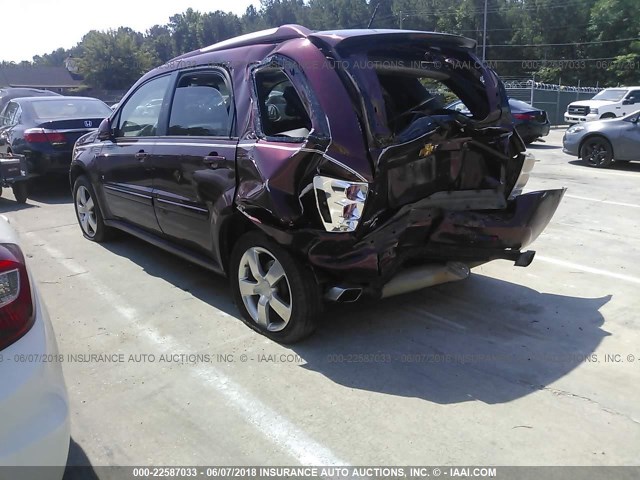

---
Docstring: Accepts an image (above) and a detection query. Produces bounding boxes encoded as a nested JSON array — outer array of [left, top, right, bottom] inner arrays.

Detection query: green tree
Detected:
[[78, 28, 155, 89]]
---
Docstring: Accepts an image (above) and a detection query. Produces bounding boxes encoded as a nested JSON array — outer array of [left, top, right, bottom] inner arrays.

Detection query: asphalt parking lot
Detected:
[[1, 128, 639, 471]]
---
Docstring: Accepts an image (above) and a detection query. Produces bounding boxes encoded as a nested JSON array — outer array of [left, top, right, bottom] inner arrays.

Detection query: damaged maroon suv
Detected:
[[70, 25, 564, 343]]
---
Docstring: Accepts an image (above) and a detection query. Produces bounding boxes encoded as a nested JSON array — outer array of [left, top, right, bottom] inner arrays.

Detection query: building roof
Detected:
[[0, 65, 83, 88]]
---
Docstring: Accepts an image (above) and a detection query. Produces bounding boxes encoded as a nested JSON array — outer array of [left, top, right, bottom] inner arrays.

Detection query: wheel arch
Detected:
[[217, 212, 260, 275], [69, 162, 89, 189]]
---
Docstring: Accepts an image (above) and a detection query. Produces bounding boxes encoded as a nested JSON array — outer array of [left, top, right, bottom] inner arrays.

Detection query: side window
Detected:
[[1, 102, 19, 126], [628, 90, 640, 103], [254, 68, 311, 138], [117, 75, 170, 138], [168, 72, 232, 137]]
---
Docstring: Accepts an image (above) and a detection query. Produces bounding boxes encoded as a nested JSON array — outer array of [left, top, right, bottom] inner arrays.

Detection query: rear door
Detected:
[[96, 75, 171, 233], [152, 68, 237, 254]]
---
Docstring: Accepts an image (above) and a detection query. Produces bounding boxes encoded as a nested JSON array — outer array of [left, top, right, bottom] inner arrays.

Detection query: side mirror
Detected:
[[97, 118, 113, 141], [623, 99, 634, 105]]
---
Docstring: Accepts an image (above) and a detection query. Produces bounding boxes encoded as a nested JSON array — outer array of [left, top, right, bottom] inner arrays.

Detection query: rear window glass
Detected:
[[336, 40, 496, 144], [30, 99, 112, 119]]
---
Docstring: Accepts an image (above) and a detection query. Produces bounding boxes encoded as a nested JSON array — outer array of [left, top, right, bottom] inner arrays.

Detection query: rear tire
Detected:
[[12, 182, 28, 204], [73, 175, 112, 242], [229, 232, 320, 343], [580, 137, 614, 168]]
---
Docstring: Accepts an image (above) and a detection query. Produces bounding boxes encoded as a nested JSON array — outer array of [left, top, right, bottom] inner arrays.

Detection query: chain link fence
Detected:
[[503, 78, 603, 126]]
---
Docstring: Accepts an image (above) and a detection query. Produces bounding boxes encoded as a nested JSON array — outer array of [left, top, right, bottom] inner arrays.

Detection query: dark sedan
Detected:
[[0, 96, 111, 175], [448, 98, 550, 144], [0, 87, 60, 113]]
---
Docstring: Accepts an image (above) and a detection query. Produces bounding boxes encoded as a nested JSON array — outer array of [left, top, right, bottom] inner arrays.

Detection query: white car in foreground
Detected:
[[0, 217, 69, 479]]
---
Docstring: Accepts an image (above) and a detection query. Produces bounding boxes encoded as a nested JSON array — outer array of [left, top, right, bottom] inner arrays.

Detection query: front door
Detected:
[[152, 69, 237, 254], [97, 75, 171, 233], [616, 113, 640, 160]]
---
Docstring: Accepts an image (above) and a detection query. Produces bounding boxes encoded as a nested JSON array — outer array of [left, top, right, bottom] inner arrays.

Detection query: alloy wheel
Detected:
[[237, 247, 292, 332], [584, 141, 610, 167], [76, 185, 98, 237]]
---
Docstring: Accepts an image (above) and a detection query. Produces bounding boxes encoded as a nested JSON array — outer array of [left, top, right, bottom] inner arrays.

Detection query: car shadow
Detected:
[[526, 143, 560, 150], [0, 196, 38, 213], [63, 438, 99, 480], [569, 159, 640, 172], [99, 234, 610, 405], [291, 275, 610, 404], [26, 175, 73, 205], [100, 234, 238, 317]]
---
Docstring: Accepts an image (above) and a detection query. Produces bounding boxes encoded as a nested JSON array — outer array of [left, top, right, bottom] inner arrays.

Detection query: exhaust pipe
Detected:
[[381, 262, 470, 299], [325, 286, 363, 303]]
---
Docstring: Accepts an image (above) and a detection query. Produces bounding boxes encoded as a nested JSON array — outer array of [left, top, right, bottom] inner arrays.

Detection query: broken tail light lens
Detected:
[[509, 152, 537, 199], [0, 243, 34, 351], [313, 176, 369, 233]]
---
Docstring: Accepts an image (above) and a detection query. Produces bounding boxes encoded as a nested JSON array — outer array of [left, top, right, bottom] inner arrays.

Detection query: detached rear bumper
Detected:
[[306, 188, 566, 293]]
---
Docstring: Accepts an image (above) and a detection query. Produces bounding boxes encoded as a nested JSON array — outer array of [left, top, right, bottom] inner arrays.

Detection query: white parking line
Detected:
[[536, 255, 640, 286], [24, 230, 349, 467], [565, 194, 640, 209]]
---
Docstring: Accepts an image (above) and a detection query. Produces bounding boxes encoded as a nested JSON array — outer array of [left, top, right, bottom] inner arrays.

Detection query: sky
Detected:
[[1, 0, 259, 63]]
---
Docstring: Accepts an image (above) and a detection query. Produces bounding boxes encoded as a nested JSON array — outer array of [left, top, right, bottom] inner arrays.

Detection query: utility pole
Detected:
[[399, 10, 403, 29], [368, 2, 380, 28], [482, 0, 488, 61]]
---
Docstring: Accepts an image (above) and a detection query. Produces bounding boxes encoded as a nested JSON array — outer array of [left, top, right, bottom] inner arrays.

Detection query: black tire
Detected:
[[72, 175, 112, 242], [580, 136, 614, 168], [229, 231, 321, 343], [600, 113, 616, 119], [12, 182, 28, 204]]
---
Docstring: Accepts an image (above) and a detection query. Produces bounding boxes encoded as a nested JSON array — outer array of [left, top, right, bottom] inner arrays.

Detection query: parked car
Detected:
[[0, 88, 60, 113], [0, 216, 70, 477], [447, 98, 550, 144], [70, 25, 564, 343], [0, 96, 111, 175], [562, 110, 640, 168], [564, 86, 640, 124]]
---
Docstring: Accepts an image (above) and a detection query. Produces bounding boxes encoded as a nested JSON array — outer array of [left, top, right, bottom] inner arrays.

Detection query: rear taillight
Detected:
[[24, 128, 67, 145], [513, 113, 536, 120], [0, 243, 34, 351]]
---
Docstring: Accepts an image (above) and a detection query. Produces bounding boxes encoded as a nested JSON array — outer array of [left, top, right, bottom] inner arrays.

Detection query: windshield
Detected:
[[592, 89, 627, 102], [30, 98, 112, 119]]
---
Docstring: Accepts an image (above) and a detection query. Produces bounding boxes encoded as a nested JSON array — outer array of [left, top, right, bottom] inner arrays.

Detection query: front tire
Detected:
[[73, 175, 112, 242], [230, 232, 320, 343], [580, 137, 614, 168]]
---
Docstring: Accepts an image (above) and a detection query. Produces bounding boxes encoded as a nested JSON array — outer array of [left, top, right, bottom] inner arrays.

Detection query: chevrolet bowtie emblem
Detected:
[[419, 143, 436, 157]]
